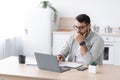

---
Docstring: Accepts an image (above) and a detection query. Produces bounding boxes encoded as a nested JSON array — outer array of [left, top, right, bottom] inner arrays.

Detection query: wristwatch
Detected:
[[79, 41, 86, 46]]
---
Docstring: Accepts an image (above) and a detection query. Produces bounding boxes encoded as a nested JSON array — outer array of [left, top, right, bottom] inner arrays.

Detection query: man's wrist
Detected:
[[79, 41, 86, 46]]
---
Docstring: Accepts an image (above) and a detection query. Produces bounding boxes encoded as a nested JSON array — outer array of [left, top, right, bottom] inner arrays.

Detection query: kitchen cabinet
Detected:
[[115, 37, 120, 65], [0, 40, 4, 59], [53, 32, 71, 55], [23, 8, 53, 57], [100, 36, 116, 64], [53, 31, 120, 65]]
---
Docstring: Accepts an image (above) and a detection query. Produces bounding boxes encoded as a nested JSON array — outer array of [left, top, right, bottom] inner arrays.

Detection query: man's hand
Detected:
[[57, 54, 64, 62], [74, 32, 86, 42]]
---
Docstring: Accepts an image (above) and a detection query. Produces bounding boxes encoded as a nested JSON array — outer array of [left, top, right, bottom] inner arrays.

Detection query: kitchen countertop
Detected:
[[53, 29, 120, 36]]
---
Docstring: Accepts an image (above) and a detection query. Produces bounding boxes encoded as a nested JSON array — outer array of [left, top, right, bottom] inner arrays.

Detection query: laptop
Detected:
[[34, 52, 71, 73]]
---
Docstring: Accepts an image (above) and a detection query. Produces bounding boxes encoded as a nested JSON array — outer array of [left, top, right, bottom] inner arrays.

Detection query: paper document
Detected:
[[26, 57, 37, 66], [59, 62, 82, 68]]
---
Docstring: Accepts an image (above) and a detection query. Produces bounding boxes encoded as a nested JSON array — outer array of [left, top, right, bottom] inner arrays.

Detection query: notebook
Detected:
[[59, 62, 82, 68], [34, 52, 71, 73]]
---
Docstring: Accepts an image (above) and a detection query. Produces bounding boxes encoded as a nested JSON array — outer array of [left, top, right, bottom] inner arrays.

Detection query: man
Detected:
[[57, 14, 104, 65]]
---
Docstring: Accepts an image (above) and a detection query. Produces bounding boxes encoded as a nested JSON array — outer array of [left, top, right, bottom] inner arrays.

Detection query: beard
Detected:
[[79, 32, 84, 35], [78, 31, 87, 35], [79, 29, 89, 36]]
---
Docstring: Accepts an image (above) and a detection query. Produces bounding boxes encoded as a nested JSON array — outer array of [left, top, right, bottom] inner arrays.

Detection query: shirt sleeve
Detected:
[[59, 32, 74, 58], [81, 37, 104, 65]]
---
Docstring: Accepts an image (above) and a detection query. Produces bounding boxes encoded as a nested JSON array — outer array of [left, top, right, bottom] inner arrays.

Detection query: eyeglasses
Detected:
[[73, 25, 88, 30]]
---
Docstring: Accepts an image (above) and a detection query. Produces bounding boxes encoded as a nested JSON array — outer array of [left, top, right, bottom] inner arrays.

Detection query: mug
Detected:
[[18, 55, 26, 64]]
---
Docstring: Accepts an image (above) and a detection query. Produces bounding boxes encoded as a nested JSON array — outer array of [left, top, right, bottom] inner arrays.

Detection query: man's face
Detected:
[[73, 20, 90, 35]]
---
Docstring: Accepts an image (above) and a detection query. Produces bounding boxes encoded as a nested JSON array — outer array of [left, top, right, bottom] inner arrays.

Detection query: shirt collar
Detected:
[[85, 30, 94, 41]]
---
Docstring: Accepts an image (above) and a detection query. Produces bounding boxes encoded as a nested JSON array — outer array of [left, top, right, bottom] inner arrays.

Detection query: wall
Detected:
[[0, 0, 120, 58], [49, 0, 120, 28], [0, 0, 25, 59], [0, 0, 25, 39], [23, 0, 120, 31], [23, 0, 120, 57]]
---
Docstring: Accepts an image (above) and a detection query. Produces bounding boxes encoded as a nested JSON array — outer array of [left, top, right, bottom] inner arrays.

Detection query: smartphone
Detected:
[[77, 66, 88, 71]]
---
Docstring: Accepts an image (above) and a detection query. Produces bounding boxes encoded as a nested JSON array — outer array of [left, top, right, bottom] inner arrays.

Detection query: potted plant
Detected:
[[88, 61, 98, 73], [40, 1, 57, 23]]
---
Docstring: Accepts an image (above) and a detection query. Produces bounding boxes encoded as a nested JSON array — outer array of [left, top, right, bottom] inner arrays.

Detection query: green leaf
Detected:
[[40, 1, 57, 23], [90, 61, 97, 66]]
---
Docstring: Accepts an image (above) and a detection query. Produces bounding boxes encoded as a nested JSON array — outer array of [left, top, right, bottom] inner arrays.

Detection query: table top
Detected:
[[0, 56, 120, 80]]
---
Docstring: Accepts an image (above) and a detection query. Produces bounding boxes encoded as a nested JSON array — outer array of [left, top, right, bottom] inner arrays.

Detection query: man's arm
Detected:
[[81, 37, 104, 64], [74, 32, 88, 56], [57, 32, 74, 61]]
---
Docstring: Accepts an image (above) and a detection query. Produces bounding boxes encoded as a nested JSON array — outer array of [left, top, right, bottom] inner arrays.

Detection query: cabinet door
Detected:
[[101, 35, 115, 64], [115, 37, 120, 65], [103, 45, 115, 64], [23, 8, 52, 57], [53, 32, 71, 55], [0, 40, 4, 59], [116, 45, 120, 65]]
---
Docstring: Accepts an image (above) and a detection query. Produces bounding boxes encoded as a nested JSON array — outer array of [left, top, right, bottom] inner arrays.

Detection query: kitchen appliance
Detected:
[[102, 36, 115, 64], [92, 25, 100, 33], [105, 26, 112, 33]]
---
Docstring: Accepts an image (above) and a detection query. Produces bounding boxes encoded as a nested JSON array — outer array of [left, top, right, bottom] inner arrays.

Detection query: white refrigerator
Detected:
[[23, 7, 53, 57]]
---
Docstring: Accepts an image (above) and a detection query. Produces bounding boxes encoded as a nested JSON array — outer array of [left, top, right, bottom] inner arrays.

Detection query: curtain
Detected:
[[0, 37, 23, 59], [0, 0, 25, 59]]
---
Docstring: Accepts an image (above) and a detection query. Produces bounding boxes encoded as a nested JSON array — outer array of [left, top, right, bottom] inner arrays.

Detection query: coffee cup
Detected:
[[18, 55, 26, 64]]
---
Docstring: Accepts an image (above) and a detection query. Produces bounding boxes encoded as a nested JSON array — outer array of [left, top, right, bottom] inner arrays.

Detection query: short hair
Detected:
[[76, 14, 91, 25]]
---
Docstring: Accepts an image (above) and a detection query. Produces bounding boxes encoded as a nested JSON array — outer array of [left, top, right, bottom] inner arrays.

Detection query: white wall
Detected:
[[49, 0, 120, 28], [23, 0, 120, 30], [0, 0, 119, 58], [0, 0, 25, 39]]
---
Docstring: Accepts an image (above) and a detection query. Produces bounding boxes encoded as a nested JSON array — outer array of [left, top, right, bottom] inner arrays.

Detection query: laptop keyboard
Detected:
[[60, 67, 71, 72]]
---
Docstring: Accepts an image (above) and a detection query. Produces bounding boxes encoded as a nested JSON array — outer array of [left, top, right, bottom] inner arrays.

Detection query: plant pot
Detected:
[[88, 65, 98, 73]]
